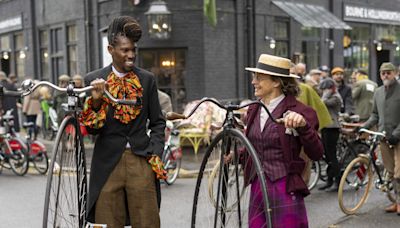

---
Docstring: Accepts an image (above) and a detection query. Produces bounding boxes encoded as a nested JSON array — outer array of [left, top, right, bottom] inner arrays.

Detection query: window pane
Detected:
[[1, 35, 10, 50], [301, 27, 320, 38], [15, 33, 23, 50], [41, 48, 49, 81], [68, 45, 77, 76], [302, 41, 320, 70], [67, 25, 77, 42], [40, 30, 48, 47], [16, 55, 25, 77], [274, 41, 288, 58], [274, 21, 288, 39], [52, 28, 63, 52]]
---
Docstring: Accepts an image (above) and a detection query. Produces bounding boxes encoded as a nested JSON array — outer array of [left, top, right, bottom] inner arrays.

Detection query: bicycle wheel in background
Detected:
[[7, 142, 29, 176], [191, 128, 271, 228], [162, 145, 182, 185], [43, 116, 88, 228], [338, 156, 373, 215], [32, 152, 49, 174], [308, 160, 321, 190]]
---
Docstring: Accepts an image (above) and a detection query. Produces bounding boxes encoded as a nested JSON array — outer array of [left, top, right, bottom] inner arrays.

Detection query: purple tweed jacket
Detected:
[[245, 95, 323, 196]]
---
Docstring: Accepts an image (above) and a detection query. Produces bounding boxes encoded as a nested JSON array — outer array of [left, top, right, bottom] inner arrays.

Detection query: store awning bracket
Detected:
[[272, 1, 352, 30]]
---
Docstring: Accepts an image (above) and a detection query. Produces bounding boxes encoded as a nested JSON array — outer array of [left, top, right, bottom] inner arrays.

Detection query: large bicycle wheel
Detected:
[[192, 128, 271, 228], [43, 116, 88, 228], [162, 145, 182, 185], [338, 156, 373, 215], [308, 160, 320, 190]]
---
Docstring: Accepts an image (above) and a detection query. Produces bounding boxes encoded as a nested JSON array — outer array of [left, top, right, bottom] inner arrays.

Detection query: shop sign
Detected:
[[344, 5, 400, 25], [0, 16, 22, 34]]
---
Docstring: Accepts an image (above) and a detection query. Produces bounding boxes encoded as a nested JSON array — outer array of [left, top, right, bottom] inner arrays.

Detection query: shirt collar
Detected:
[[112, 65, 128, 78], [261, 94, 285, 109]]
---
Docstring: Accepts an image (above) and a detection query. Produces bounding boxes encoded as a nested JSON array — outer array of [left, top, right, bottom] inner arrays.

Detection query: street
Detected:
[[0, 168, 399, 228]]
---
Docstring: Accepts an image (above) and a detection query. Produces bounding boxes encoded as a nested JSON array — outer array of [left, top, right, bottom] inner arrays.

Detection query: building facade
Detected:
[[1, 0, 400, 111]]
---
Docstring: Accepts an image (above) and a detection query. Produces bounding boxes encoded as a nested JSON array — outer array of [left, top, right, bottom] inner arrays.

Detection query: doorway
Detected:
[[1, 58, 10, 76], [376, 50, 390, 86]]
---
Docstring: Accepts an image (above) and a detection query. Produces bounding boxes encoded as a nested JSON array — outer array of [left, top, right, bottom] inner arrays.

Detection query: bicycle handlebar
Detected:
[[0, 85, 23, 97], [20, 79, 141, 106], [166, 97, 284, 124], [359, 128, 386, 138]]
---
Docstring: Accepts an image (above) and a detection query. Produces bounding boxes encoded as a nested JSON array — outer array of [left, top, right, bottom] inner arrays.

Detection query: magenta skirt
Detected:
[[249, 176, 308, 228]]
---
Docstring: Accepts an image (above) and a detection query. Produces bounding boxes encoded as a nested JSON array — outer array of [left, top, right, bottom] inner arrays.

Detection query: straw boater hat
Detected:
[[245, 54, 300, 78]]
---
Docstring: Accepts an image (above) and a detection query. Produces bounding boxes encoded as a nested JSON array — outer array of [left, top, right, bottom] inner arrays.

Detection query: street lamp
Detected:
[[145, 0, 172, 39], [265, 36, 276, 49]]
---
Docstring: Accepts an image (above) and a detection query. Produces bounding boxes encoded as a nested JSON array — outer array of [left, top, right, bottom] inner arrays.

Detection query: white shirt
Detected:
[[260, 95, 285, 131], [112, 65, 131, 148]]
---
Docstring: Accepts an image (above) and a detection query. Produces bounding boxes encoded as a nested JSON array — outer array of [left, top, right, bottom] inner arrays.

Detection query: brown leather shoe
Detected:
[[397, 204, 400, 215], [385, 203, 397, 213]]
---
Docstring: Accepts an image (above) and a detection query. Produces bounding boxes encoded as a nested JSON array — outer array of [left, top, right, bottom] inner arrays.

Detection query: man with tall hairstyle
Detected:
[[81, 16, 165, 227]]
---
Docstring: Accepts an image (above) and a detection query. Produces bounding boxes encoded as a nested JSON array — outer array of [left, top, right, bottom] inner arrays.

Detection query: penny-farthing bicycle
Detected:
[[167, 98, 281, 228], [20, 79, 139, 228]]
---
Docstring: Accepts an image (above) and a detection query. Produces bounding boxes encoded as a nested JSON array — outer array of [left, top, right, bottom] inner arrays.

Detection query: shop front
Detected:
[[343, 4, 400, 84]]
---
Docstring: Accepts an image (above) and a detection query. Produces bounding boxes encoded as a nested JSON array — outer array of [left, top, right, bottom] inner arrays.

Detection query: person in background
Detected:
[[318, 78, 343, 192], [22, 80, 41, 139], [331, 67, 354, 115], [72, 74, 85, 88], [305, 69, 323, 95], [237, 54, 323, 227], [361, 62, 400, 214], [157, 89, 172, 113], [53, 74, 70, 124], [319, 65, 330, 80], [352, 70, 377, 122], [0, 72, 20, 132], [290, 64, 332, 185], [295, 63, 307, 81]]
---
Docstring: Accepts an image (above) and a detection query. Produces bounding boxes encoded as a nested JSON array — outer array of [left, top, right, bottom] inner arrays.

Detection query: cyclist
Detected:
[[361, 62, 400, 214], [242, 54, 323, 227], [80, 16, 165, 227]]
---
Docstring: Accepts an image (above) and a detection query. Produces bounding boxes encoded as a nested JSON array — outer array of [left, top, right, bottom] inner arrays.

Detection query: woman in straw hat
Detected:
[[242, 54, 323, 227]]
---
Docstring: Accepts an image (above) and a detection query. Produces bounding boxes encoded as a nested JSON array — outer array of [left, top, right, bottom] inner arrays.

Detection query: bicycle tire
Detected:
[[308, 160, 321, 190], [43, 116, 88, 228], [33, 152, 49, 175], [162, 146, 182, 185], [191, 128, 272, 228], [338, 156, 373, 215], [7, 140, 29, 176]]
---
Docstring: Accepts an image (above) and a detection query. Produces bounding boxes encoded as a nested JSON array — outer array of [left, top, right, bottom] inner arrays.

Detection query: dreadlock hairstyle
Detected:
[[108, 16, 142, 46]]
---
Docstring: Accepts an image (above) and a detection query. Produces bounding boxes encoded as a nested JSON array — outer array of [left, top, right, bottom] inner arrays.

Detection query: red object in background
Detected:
[[30, 141, 46, 155], [9, 139, 23, 152], [356, 164, 367, 179], [64, 123, 88, 137]]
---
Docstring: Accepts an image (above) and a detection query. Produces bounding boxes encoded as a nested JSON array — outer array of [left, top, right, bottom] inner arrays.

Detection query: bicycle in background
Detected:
[[338, 128, 395, 215], [161, 120, 182, 185]]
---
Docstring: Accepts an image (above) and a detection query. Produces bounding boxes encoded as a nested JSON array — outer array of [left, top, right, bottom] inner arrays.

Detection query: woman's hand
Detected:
[[90, 78, 106, 100], [282, 111, 306, 129]]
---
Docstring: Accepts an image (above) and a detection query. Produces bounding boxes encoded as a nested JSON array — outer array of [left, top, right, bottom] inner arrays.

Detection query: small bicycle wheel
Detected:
[[308, 160, 320, 190], [163, 146, 182, 185], [33, 152, 49, 175], [338, 156, 373, 215], [43, 116, 87, 228], [192, 128, 271, 228], [8, 144, 29, 176]]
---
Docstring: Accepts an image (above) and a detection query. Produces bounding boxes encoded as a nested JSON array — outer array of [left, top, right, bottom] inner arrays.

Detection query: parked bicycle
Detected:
[[338, 128, 395, 215], [161, 120, 182, 185], [0, 87, 29, 176], [167, 97, 280, 228], [19, 79, 139, 228], [308, 114, 369, 190], [0, 108, 48, 175]]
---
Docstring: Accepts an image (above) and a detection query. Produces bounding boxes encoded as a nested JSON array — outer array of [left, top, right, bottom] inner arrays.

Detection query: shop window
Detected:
[[301, 27, 320, 70], [67, 25, 78, 76], [14, 33, 25, 78], [50, 27, 65, 82], [39, 30, 49, 81], [344, 27, 369, 75], [274, 20, 289, 58], [138, 49, 186, 112], [0, 35, 10, 76]]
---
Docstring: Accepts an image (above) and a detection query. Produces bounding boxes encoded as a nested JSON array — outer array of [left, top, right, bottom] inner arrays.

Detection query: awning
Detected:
[[272, 1, 352, 30]]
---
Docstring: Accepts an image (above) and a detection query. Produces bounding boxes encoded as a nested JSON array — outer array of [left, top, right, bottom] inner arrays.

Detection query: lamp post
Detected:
[[145, 1, 172, 39]]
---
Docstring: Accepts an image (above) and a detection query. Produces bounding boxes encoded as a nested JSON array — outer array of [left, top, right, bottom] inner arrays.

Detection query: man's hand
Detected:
[[90, 78, 106, 100], [387, 135, 400, 146], [281, 111, 306, 129]]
